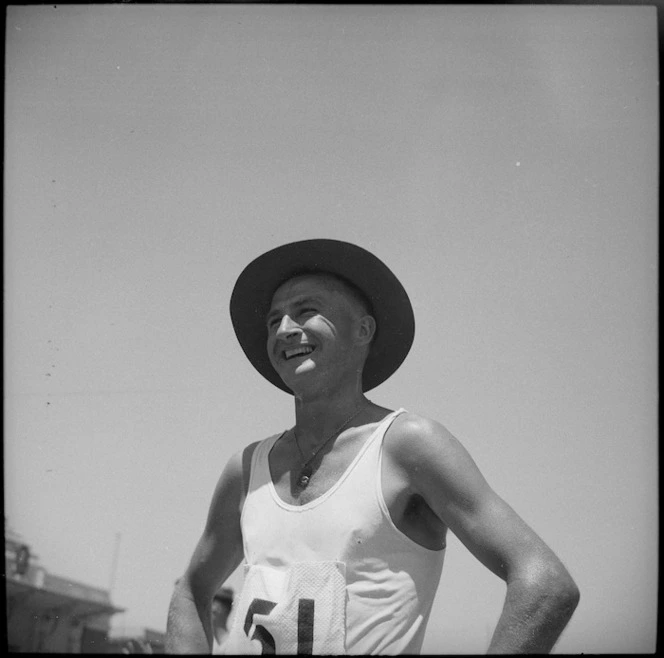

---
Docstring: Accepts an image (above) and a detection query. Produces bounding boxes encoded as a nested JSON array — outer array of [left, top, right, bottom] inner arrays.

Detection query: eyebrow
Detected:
[[265, 296, 323, 325]]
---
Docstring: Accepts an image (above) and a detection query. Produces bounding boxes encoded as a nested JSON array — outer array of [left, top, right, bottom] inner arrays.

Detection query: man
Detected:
[[166, 239, 579, 654], [211, 587, 234, 651]]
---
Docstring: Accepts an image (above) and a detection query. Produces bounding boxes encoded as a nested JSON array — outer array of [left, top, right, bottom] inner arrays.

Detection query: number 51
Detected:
[[243, 598, 315, 655]]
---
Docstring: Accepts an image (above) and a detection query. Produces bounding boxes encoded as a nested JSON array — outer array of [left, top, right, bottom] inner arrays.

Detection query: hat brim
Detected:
[[230, 239, 415, 394]]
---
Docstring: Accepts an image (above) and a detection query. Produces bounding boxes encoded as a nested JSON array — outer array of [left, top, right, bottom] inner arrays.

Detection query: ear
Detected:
[[356, 314, 376, 346]]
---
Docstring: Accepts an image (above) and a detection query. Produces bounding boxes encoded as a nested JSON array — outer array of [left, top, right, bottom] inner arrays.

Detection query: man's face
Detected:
[[265, 274, 373, 393]]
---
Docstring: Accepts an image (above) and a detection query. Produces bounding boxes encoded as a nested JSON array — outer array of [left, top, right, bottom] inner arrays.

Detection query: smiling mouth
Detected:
[[284, 346, 315, 360]]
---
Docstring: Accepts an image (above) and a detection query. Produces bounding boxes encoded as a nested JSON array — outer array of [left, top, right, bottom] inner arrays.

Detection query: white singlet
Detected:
[[220, 409, 445, 655]]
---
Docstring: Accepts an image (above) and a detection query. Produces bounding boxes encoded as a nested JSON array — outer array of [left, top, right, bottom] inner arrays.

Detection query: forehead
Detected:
[[270, 273, 349, 306]]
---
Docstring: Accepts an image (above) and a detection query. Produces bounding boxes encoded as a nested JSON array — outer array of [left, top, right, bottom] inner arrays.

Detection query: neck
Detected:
[[292, 387, 369, 449]]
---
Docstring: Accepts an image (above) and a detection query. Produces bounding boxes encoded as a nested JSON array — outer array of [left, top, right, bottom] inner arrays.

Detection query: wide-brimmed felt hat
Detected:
[[230, 238, 415, 394]]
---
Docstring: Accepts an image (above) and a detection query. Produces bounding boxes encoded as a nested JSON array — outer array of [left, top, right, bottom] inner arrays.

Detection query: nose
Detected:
[[276, 314, 301, 339]]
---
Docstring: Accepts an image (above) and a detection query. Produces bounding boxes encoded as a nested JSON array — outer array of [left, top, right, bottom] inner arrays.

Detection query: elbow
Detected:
[[543, 569, 580, 619], [558, 576, 580, 612], [516, 561, 580, 615], [550, 562, 580, 605]]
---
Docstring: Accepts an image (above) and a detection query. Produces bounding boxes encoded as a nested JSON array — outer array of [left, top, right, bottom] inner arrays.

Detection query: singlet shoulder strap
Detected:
[[247, 432, 284, 495], [338, 408, 408, 480], [372, 407, 407, 449], [376, 408, 408, 438]]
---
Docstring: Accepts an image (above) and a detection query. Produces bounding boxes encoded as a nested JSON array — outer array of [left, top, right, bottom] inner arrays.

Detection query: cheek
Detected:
[[266, 334, 277, 359], [306, 316, 336, 338]]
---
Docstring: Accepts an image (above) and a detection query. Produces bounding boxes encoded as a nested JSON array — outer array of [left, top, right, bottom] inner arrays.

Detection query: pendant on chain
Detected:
[[292, 403, 367, 491], [298, 465, 313, 489]]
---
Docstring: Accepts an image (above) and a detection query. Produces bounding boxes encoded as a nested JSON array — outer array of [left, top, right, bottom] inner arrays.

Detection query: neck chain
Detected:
[[292, 404, 367, 489]]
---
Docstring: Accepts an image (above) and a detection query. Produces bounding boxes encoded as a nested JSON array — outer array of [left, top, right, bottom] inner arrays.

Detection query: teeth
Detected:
[[285, 346, 314, 360]]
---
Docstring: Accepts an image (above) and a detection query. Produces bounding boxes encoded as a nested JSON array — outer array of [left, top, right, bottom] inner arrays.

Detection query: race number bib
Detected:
[[218, 561, 346, 655]]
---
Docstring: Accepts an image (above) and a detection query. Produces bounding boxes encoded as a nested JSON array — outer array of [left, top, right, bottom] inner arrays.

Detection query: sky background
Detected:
[[4, 4, 658, 654]]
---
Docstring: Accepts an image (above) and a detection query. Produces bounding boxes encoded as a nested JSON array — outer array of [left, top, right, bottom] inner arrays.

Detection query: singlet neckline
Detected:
[[265, 408, 406, 512]]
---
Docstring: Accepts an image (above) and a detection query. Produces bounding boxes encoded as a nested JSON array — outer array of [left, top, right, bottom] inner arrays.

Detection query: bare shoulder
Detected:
[[384, 411, 488, 500], [217, 438, 265, 502], [386, 411, 464, 464], [200, 438, 270, 550]]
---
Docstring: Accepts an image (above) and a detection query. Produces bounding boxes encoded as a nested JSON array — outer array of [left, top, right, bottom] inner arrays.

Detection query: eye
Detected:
[[299, 308, 317, 320]]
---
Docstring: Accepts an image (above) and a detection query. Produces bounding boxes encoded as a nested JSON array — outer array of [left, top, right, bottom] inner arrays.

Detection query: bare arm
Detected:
[[391, 415, 580, 654], [165, 445, 255, 653]]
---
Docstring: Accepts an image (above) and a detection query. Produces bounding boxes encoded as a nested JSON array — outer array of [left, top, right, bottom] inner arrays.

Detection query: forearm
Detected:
[[487, 576, 580, 654], [165, 585, 213, 654]]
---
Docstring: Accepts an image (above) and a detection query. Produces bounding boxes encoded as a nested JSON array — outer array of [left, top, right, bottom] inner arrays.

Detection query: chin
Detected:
[[281, 373, 315, 393], [294, 359, 317, 375], [282, 369, 327, 397]]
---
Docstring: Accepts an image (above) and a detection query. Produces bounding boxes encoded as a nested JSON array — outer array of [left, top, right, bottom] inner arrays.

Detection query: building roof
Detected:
[[5, 537, 124, 619], [6, 576, 125, 618]]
